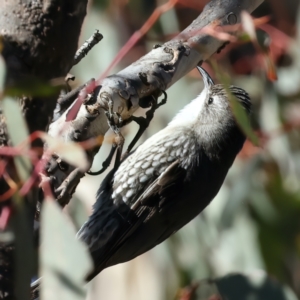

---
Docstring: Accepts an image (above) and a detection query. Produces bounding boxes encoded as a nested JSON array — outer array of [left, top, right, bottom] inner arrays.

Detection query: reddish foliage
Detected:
[[0, 206, 13, 230]]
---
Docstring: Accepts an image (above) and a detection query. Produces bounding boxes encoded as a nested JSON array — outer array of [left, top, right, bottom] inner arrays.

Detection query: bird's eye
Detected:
[[208, 97, 213, 105]]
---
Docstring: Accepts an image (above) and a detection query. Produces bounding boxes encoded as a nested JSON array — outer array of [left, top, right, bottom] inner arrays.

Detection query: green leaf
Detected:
[[178, 271, 297, 300], [241, 11, 257, 42], [211, 61, 259, 146], [12, 194, 35, 300], [4, 78, 63, 98], [228, 89, 259, 145], [215, 272, 298, 300], [67, 196, 89, 231], [184, 280, 220, 300], [40, 199, 92, 300], [237, 32, 252, 42], [0, 54, 6, 93], [40, 133, 89, 171], [93, 0, 110, 9], [1, 96, 31, 182]]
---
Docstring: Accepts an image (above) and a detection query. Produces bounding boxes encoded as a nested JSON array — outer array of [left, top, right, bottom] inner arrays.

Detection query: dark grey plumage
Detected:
[[77, 67, 251, 280]]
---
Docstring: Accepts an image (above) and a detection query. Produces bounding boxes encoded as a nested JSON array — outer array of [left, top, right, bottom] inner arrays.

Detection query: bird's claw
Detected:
[[88, 103, 125, 176], [88, 90, 167, 175]]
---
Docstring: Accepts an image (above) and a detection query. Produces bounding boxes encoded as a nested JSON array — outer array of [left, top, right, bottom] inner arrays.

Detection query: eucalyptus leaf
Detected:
[[0, 54, 5, 93], [5, 78, 63, 98], [182, 272, 298, 300], [228, 90, 259, 145], [1, 96, 31, 182], [40, 199, 92, 300], [215, 272, 298, 300], [41, 133, 89, 171], [211, 61, 259, 145]]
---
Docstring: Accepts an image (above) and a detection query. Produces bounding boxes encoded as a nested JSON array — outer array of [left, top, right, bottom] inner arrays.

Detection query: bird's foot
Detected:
[[124, 90, 167, 155]]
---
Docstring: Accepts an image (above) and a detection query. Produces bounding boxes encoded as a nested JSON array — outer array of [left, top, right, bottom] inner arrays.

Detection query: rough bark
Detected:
[[1, 0, 88, 136]]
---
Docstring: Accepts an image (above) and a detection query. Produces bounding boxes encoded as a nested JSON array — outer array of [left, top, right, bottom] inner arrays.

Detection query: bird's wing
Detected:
[[131, 159, 186, 210], [85, 160, 188, 280], [111, 160, 188, 252]]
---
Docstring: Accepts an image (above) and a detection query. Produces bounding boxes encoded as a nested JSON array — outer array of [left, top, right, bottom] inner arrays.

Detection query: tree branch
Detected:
[[73, 30, 103, 66], [46, 0, 264, 207]]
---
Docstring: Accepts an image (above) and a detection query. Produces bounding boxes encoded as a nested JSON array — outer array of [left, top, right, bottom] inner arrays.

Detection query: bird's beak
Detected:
[[197, 66, 214, 89]]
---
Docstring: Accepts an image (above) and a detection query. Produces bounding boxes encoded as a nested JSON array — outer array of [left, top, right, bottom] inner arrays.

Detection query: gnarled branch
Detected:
[[46, 0, 264, 207]]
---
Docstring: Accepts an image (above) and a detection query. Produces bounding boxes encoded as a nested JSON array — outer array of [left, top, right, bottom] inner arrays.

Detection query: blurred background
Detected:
[[68, 0, 300, 299]]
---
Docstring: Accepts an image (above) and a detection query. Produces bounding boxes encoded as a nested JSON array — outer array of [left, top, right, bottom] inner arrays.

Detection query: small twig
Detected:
[[30, 278, 41, 300], [73, 30, 103, 66], [55, 167, 84, 207]]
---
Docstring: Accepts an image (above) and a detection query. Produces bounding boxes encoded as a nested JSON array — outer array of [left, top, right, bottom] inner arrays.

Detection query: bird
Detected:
[[77, 66, 251, 280]]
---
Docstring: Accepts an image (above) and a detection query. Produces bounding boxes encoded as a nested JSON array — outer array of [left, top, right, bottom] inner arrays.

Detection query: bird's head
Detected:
[[197, 66, 251, 116], [195, 66, 251, 155], [169, 66, 251, 156]]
